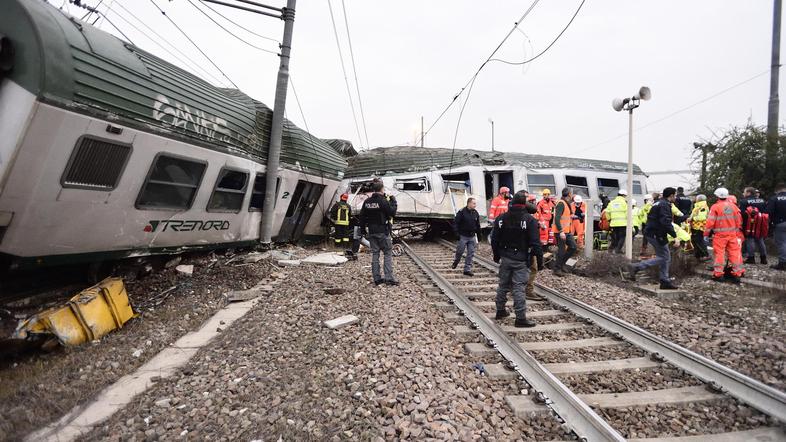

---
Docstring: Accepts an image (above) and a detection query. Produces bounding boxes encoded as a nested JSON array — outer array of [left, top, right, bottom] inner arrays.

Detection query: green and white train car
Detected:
[[0, 0, 346, 270]]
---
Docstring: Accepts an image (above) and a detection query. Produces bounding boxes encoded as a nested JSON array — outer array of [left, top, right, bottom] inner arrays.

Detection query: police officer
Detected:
[[360, 181, 399, 285], [329, 194, 352, 248], [674, 187, 693, 223], [766, 183, 786, 271], [491, 191, 541, 328], [740, 186, 768, 264], [452, 197, 482, 276]]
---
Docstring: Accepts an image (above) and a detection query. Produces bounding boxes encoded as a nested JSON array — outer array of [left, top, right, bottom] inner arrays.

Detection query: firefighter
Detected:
[[491, 191, 541, 327], [704, 187, 744, 283], [572, 195, 587, 248], [525, 194, 546, 301], [552, 188, 577, 277], [536, 189, 555, 246], [452, 197, 482, 276], [604, 189, 628, 254], [766, 183, 786, 271], [488, 187, 511, 223], [360, 181, 398, 286], [688, 194, 710, 261], [627, 187, 680, 290], [329, 194, 352, 248], [740, 187, 768, 265], [674, 187, 692, 223]]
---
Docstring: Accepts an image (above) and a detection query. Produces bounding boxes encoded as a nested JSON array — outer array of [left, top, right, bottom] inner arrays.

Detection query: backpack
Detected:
[[745, 206, 770, 239]]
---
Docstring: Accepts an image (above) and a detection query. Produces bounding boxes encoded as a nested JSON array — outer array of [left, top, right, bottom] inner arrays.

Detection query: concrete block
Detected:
[[302, 252, 348, 266], [278, 259, 301, 267], [324, 314, 359, 329], [505, 395, 549, 417], [175, 264, 193, 276], [565, 258, 578, 268], [638, 284, 686, 300]]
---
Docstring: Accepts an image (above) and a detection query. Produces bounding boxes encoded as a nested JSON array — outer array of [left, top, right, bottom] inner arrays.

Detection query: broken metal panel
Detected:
[[13, 277, 136, 346]]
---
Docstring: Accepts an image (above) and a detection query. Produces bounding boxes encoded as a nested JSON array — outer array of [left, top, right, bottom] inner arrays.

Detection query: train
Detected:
[[0, 0, 348, 271], [339, 146, 649, 228]]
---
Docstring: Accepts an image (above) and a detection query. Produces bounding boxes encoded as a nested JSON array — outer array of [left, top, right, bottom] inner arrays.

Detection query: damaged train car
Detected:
[[339, 146, 648, 227], [0, 0, 346, 270]]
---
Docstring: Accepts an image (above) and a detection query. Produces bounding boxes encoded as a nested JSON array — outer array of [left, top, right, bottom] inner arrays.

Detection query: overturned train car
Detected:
[[338, 146, 648, 228], [0, 0, 346, 270]]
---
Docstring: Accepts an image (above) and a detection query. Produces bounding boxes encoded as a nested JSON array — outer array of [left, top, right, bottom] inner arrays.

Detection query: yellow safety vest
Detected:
[[606, 196, 628, 227], [335, 203, 350, 226]]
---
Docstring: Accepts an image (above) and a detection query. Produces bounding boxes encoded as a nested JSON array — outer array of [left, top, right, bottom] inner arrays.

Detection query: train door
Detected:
[[277, 180, 325, 242], [484, 171, 513, 210]]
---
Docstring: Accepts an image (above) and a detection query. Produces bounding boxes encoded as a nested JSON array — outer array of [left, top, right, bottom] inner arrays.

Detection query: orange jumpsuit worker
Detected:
[[571, 195, 587, 247], [536, 189, 555, 246], [488, 186, 511, 223], [704, 187, 745, 283]]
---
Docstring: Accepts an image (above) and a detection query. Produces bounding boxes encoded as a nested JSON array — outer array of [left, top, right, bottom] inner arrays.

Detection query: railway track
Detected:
[[402, 239, 786, 441]]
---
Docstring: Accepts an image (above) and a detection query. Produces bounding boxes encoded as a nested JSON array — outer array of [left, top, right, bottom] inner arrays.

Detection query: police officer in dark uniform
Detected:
[[491, 191, 541, 327], [740, 186, 768, 264], [766, 183, 786, 270], [675, 187, 692, 223], [360, 181, 399, 285]]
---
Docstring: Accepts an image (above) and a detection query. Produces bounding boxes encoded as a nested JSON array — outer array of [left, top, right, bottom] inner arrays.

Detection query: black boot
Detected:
[[463, 270, 474, 277], [495, 309, 510, 320], [772, 262, 786, 271], [761, 256, 768, 265], [744, 257, 756, 265], [451, 260, 459, 269], [660, 280, 680, 290], [625, 264, 638, 281], [514, 317, 536, 328]]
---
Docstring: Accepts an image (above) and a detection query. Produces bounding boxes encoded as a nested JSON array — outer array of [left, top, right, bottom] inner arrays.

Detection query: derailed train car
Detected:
[[339, 146, 648, 227], [0, 0, 346, 270]]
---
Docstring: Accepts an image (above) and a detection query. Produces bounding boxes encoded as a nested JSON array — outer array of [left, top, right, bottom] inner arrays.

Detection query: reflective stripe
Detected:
[[713, 227, 739, 232]]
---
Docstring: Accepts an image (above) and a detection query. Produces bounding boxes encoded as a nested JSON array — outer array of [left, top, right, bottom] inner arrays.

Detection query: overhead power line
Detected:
[[340, 0, 370, 148], [186, 0, 278, 55], [198, 0, 280, 43], [68, 0, 136, 44], [327, 0, 364, 149], [148, 0, 239, 88]]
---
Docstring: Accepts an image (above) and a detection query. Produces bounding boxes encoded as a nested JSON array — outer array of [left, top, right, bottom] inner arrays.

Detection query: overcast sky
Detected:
[[66, 0, 782, 190]]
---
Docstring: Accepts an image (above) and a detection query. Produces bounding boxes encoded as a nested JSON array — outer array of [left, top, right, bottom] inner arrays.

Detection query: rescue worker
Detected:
[[452, 197, 482, 276], [688, 194, 710, 261], [740, 187, 768, 264], [552, 188, 577, 277], [766, 183, 786, 271], [359, 181, 399, 286], [572, 195, 587, 247], [627, 187, 680, 290], [674, 187, 693, 223], [536, 189, 555, 246], [632, 199, 641, 236], [488, 187, 511, 223], [525, 194, 546, 301], [604, 189, 628, 254], [704, 187, 744, 283], [329, 194, 352, 248], [491, 191, 541, 327]]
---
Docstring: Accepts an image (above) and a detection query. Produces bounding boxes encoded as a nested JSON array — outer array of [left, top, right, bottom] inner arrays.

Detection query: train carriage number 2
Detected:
[[282, 192, 290, 199]]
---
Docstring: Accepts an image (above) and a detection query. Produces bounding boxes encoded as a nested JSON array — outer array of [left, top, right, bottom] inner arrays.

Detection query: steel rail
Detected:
[[403, 241, 626, 442], [435, 239, 786, 422]]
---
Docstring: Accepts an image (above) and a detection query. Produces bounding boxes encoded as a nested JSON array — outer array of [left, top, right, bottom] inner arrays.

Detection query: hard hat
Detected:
[[632, 198, 637, 205], [340, 193, 349, 201], [499, 186, 510, 194], [573, 195, 583, 203], [527, 193, 537, 202], [617, 189, 628, 196], [714, 187, 729, 199], [542, 188, 551, 196]]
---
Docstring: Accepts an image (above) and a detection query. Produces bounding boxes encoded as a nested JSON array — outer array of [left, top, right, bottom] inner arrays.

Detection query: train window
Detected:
[[565, 175, 590, 198], [249, 174, 281, 211], [61, 136, 132, 191], [442, 172, 471, 193], [395, 178, 430, 192], [207, 168, 249, 213], [633, 180, 644, 194], [597, 178, 620, 197], [526, 174, 556, 195], [349, 180, 376, 193], [136, 155, 206, 210]]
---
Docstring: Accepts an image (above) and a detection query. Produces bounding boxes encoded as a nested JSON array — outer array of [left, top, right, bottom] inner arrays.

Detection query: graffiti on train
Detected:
[[153, 94, 232, 142], [143, 220, 231, 233]]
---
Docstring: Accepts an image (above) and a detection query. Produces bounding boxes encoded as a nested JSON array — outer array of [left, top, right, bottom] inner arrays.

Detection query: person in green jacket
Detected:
[[604, 189, 628, 254], [632, 199, 642, 236]]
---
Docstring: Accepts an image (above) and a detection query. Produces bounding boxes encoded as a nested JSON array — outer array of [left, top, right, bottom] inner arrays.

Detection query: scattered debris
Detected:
[[302, 252, 348, 266], [278, 259, 301, 267], [131, 349, 143, 358], [323, 287, 347, 295], [164, 256, 182, 269], [13, 278, 137, 347], [175, 265, 194, 276], [323, 314, 359, 329], [242, 252, 267, 264]]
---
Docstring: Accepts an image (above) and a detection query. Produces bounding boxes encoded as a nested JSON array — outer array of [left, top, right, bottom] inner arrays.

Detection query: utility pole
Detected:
[[768, 0, 782, 141], [260, 0, 296, 246], [489, 118, 495, 152], [421, 116, 424, 147]]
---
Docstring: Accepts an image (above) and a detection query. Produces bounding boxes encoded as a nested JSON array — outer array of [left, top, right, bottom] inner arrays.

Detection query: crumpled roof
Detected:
[[345, 146, 644, 178], [323, 139, 358, 158]]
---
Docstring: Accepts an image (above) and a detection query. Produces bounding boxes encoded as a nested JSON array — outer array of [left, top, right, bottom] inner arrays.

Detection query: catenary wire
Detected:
[[341, 0, 370, 149], [327, 0, 364, 150], [288, 77, 328, 216], [148, 0, 239, 89], [68, 1, 136, 45], [186, 0, 279, 55], [198, 0, 280, 43]]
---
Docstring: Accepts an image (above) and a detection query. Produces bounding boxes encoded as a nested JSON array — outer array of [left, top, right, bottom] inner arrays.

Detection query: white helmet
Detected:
[[714, 187, 729, 199], [573, 195, 583, 203], [617, 189, 628, 196], [632, 198, 638, 206]]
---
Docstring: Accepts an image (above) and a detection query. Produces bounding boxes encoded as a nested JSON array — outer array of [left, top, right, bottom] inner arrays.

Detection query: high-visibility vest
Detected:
[[335, 202, 350, 226], [488, 195, 509, 221], [690, 201, 709, 231], [606, 196, 628, 227], [552, 199, 574, 233], [632, 207, 642, 229], [668, 222, 691, 243], [705, 200, 742, 237], [537, 199, 555, 223]]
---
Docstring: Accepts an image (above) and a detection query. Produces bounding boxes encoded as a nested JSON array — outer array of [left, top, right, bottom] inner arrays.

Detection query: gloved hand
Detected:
[[388, 194, 396, 202], [493, 255, 500, 263]]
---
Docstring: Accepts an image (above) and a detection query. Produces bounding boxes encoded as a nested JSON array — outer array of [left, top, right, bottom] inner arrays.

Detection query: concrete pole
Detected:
[[259, 0, 296, 246], [584, 199, 594, 259], [491, 119, 495, 152], [421, 116, 424, 147], [625, 109, 634, 260], [768, 0, 782, 141]]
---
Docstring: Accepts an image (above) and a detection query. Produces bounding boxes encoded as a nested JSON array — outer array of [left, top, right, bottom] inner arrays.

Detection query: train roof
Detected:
[[345, 146, 645, 178], [2, 0, 347, 179]]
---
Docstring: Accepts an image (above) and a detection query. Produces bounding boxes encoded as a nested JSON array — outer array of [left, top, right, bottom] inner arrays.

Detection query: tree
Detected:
[[691, 123, 786, 197]]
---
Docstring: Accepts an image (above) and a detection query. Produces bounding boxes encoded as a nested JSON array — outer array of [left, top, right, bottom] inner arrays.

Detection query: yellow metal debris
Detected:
[[14, 277, 137, 346]]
